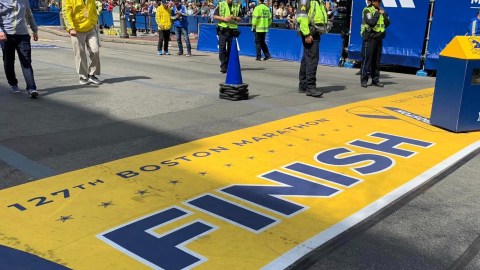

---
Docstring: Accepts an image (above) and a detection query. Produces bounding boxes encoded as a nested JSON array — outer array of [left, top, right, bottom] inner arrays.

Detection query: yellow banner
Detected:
[[1, 88, 479, 270]]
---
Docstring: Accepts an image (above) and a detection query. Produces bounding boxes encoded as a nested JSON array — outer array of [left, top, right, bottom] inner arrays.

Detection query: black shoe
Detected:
[[372, 81, 384, 87], [355, 70, 361, 75], [220, 69, 227, 74], [88, 75, 102, 85], [306, 91, 323, 97], [263, 56, 271, 61], [361, 81, 368, 88], [298, 89, 306, 93], [255, 58, 262, 61]]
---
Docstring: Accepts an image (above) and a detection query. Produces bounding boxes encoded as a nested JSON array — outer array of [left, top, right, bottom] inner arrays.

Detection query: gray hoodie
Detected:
[[0, 0, 38, 35]]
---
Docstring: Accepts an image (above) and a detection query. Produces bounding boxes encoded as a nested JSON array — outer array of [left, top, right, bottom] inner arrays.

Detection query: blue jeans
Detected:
[[174, 27, 191, 54], [1, 35, 37, 90]]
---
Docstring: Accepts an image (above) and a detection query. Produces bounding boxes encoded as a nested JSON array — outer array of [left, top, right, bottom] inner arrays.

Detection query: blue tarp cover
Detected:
[[425, 1, 474, 70]]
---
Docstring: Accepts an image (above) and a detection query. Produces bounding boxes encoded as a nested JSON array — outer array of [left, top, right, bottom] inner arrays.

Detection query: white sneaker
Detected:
[[79, 77, 89, 85], [28, 89, 39, 98]]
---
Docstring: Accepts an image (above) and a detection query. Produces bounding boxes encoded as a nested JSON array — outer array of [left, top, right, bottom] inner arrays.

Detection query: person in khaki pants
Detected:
[[63, 0, 102, 85]]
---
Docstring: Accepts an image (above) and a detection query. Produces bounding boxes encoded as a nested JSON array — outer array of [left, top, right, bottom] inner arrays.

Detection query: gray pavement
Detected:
[[0, 28, 479, 270]]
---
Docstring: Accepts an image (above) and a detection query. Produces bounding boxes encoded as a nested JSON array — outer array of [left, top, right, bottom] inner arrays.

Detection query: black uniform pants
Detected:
[[254, 32, 270, 59], [360, 38, 383, 84], [218, 31, 233, 72], [299, 34, 321, 94], [157, 30, 170, 52]]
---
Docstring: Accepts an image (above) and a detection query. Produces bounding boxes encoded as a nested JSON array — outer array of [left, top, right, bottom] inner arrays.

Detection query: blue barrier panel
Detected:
[[197, 24, 342, 66], [348, 0, 430, 68], [425, 1, 474, 70], [318, 33, 343, 66], [32, 12, 60, 26], [187, 16, 198, 33], [99, 11, 114, 28], [197, 24, 217, 52], [128, 14, 158, 31], [268, 28, 302, 61], [32, 11, 112, 27]]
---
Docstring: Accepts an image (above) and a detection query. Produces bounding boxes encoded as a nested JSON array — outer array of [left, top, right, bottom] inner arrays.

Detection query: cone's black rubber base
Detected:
[[219, 88, 249, 95], [219, 83, 249, 101], [219, 83, 249, 90], [219, 93, 249, 101]]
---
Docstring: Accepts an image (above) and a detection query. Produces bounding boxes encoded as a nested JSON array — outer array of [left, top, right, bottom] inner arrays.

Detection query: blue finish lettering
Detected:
[[187, 194, 277, 232], [221, 171, 339, 216], [314, 148, 394, 175], [285, 161, 362, 185], [349, 132, 433, 157], [99, 207, 214, 270]]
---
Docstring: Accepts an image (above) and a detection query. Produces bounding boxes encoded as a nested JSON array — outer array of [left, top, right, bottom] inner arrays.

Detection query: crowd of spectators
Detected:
[[36, 0, 341, 33]]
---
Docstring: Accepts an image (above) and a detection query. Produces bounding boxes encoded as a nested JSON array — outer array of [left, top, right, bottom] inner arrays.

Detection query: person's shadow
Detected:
[[40, 76, 151, 96], [102, 76, 151, 84], [319, 85, 346, 93]]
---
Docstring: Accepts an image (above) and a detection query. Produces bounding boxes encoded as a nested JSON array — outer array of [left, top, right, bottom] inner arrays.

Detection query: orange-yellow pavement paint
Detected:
[[1, 88, 479, 270]]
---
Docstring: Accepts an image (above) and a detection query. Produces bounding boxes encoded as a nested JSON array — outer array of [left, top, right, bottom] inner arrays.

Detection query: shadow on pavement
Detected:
[[103, 76, 151, 84], [320, 85, 346, 93]]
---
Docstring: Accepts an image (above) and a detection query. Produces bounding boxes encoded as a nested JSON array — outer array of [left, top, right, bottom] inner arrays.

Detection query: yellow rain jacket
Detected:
[[156, 5, 172, 31], [63, 0, 99, 32]]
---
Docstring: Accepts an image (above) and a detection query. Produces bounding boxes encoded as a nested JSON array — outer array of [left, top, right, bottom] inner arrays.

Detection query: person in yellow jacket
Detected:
[[296, 0, 327, 97], [63, 0, 102, 85], [156, 0, 172, 55], [251, 0, 272, 61]]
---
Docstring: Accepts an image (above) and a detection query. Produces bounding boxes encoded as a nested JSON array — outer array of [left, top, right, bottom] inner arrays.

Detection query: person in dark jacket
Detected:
[[360, 0, 390, 88]]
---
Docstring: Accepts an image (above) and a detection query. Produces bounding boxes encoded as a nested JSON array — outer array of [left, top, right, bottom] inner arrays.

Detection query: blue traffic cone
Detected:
[[219, 37, 249, 101], [225, 38, 244, 85]]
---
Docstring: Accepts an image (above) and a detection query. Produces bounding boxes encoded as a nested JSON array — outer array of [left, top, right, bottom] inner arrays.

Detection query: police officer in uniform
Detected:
[[252, 0, 272, 61], [296, 0, 328, 97], [360, 0, 389, 88], [213, 0, 243, 73]]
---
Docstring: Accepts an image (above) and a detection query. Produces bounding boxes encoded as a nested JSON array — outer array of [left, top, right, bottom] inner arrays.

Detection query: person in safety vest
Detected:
[[356, 0, 371, 75], [360, 0, 389, 88], [252, 0, 272, 61], [296, 0, 328, 97], [213, 0, 244, 73], [469, 9, 480, 36]]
